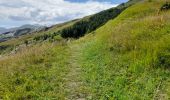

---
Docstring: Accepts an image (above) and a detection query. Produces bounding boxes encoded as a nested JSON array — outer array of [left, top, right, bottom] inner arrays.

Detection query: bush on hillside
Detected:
[[24, 40, 29, 46], [34, 34, 49, 41], [160, 2, 170, 11], [33, 32, 59, 41], [157, 51, 170, 68]]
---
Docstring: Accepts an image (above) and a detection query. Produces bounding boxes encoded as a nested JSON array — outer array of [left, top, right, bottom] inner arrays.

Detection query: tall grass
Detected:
[[0, 41, 70, 99], [76, 0, 170, 99], [0, 0, 170, 99]]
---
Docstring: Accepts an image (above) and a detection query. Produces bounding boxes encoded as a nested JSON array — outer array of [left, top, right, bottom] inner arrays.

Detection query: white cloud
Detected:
[[0, 0, 117, 27]]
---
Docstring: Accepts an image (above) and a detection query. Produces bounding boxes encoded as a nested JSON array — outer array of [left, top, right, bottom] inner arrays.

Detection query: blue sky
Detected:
[[0, 0, 128, 28]]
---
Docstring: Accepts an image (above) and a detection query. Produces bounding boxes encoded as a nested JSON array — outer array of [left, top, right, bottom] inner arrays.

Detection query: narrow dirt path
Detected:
[[65, 42, 86, 100]]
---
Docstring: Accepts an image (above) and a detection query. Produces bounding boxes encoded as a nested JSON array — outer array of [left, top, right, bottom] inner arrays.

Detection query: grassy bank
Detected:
[[0, 41, 70, 99], [0, 0, 169, 99], [76, 0, 170, 99]]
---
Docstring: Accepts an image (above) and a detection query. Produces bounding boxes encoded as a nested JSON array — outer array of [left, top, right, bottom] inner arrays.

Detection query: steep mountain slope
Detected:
[[73, 0, 170, 99], [0, 0, 170, 99], [60, 0, 141, 38], [0, 0, 138, 54]]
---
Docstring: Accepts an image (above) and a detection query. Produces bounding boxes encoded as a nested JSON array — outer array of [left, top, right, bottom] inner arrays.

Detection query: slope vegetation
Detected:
[[0, 0, 138, 54], [71, 0, 170, 99], [61, 0, 141, 38], [0, 0, 170, 99]]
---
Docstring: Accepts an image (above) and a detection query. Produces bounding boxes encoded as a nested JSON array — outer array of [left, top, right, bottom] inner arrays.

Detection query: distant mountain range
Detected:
[[0, 24, 45, 34], [0, 27, 8, 34], [0, 24, 46, 42]]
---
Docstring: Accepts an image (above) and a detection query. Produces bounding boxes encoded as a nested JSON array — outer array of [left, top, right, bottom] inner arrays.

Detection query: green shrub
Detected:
[[157, 51, 170, 68], [161, 2, 170, 11], [24, 40, 29, 46], [148, 0, 152, 2]]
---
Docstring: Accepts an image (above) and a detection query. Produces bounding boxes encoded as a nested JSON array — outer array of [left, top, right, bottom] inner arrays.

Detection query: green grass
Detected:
[[0, 19, 79, 55], [0, 0, 170, 99], [72, 0, 170, 99], [0, 42, 71, 99]]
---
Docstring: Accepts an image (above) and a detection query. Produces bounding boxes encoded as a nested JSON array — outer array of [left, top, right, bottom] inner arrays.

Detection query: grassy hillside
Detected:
[[60, 0, 141, 38], [0, 0, 138, 54], [0, 42, 71, 99], [0, 19, 79, 54], [0, 0, 170, 99], [74, 0, 170, 99]]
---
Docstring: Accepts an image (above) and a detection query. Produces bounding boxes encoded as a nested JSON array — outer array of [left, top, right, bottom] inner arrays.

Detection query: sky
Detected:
[[0, 0, 128, 28]]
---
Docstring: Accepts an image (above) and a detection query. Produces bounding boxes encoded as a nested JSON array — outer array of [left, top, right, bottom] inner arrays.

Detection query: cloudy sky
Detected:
[[0, 0, 128, 28]]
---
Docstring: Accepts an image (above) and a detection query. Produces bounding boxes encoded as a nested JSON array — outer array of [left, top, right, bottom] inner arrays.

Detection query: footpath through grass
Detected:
[[0, 0, 170, 99], [65, 42, 88, 99], [73, 0, 170, 99]]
